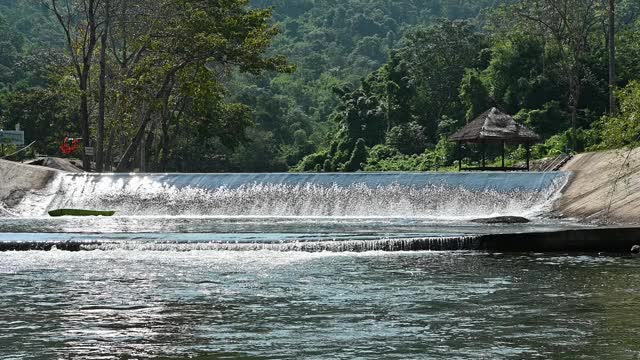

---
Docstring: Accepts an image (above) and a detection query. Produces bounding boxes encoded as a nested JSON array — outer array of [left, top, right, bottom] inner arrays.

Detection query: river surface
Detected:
[[1, 248, 640, 359], [1, 172, 639, 358]]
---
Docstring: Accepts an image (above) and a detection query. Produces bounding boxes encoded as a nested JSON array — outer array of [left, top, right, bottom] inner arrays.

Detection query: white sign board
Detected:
[[85, 147, 95, 156], [0, 130, 25, 145]]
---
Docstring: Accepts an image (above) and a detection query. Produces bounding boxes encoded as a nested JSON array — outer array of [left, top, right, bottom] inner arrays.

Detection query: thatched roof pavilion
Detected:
[[448, 108, 540, 171]]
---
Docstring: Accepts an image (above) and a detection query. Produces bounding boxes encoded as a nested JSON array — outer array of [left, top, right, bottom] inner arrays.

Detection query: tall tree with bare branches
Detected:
[[48, 0, 104, 170], [609, 0, 617, 115], [507, 0, 603, 151]]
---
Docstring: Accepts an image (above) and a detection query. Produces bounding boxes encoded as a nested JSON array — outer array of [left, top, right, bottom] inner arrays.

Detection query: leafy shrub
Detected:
[[292, 150, 328, 172], [588, 81, 640, 150], [368, 144, 400, 162], [344, 138, 368, 171], [385, 121, 428, 154]]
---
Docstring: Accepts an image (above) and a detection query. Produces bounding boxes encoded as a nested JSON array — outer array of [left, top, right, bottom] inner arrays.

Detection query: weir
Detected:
[[38, 171, 570, 218], [2, 227, 639, 252], [0, 236, 480, 252], [5, 166, 615, 253]]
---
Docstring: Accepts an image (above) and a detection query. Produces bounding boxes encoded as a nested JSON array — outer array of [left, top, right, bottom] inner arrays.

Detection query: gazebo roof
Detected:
[[448, 107, 540, 143]]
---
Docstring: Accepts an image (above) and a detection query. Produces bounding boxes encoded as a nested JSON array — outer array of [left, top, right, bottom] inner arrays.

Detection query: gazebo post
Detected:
[[501, 141, 505, 169], [481, 141, 486, 169], [526, 143, 531, 171], [457, 141, 462, 171]]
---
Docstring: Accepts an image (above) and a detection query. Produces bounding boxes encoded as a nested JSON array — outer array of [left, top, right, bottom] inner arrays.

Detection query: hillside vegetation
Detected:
[[0, 0, 639, 172]]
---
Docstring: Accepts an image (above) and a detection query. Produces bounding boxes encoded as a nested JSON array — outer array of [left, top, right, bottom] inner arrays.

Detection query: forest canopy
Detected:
[[0, 0, 639, 172]]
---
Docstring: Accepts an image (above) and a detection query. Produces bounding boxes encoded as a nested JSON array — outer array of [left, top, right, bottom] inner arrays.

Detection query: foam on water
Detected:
[[29, 172, 570, 219]]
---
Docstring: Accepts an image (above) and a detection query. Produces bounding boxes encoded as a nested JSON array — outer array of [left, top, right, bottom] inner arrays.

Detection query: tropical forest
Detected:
[[1, 0, 639, 173]]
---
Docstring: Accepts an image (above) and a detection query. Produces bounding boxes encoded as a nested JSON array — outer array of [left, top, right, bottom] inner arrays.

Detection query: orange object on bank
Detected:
[[60, 137, 81, 155]]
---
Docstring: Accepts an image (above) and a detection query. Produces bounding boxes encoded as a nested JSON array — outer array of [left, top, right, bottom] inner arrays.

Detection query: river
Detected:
[[1, 171, 638, 359]]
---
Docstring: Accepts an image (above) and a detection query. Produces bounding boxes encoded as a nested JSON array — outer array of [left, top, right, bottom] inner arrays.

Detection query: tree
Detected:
[[113, 0, 292, 171], [0, 87, 78, 155], [345, 138, 367, 171], [591, 81, 640, 149], [49, 0, 102, 170], [394, 20, 487, 140], [95, 0, 111, 172], [329, 87, 386, 165], [609, 0, 617, 114], [459, 69, 490, 123], [385, 122, 428, 155], [0, 14, 21, 89], [506, 0, 603, 151]]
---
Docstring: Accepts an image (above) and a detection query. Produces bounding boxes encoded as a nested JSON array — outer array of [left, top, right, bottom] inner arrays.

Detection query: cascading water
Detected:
[[39, 172, 570, 219], [1, 171, 575, 252]]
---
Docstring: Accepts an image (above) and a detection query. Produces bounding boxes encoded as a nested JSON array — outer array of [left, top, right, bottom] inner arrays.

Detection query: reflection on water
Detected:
[[1, 251, 639, 359]]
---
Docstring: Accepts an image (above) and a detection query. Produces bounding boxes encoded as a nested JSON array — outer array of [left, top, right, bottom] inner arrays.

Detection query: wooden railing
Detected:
[[540, 153, 573, 172]]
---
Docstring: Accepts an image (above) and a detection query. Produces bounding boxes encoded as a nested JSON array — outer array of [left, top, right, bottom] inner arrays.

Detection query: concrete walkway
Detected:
[[555, 148, 640, 224]]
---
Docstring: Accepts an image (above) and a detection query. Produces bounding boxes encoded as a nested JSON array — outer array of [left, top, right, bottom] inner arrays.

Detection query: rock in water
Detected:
[[631, 245, 640, 254], [471, 216, 531, 224]]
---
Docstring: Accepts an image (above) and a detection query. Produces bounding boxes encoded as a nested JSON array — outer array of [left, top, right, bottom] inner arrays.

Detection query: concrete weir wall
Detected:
[[556, 149, 640, 224], [1, 154, 640, 252], [1, 150, 640, 223], [0, 160, 60, 208]]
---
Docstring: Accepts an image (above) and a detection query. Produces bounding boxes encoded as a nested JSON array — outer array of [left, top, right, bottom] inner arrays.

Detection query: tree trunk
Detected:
[[79, 72, 91, 171], [159, 112, 170, 172], [145, 121, 156, 171], [570, 105, 577, 152], [105, 126, 116, 172], [569, 75, 581, 152], [608, 0, 617, 114], [115, 109, 152, 172], [51, 0, 99, 171], [96, 51, 106, 171], [96, 1, 110, 172], [158, 89, 174, 171], [115, 67, 180, 172]]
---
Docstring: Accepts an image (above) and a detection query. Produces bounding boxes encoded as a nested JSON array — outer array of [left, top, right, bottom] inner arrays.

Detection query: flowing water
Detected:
[[2, 171, 639, 358], [2, 251, 640, 359], [2, 172, 573, 251]]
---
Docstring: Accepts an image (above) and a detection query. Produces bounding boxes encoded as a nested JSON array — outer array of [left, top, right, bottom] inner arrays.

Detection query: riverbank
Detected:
[[555, 148, 640, 225]]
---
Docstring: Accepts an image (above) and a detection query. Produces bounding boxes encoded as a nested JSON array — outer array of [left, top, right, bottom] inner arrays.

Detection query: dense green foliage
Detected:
[[296, 0, 640, 172], [1, 0, 290, 171], [0, 0, 61, 91], [1, 0, 639, 172], [231, 0, 508, 171], [590, 81, 640, 150]]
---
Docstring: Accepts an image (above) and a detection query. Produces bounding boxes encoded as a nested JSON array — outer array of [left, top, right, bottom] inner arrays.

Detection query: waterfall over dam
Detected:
[[30, 172, 571, 219]]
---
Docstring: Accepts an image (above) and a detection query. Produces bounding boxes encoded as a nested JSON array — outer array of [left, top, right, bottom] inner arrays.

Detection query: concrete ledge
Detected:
[[0, 241, 86, 251], [1, 228, 639, 253], [475, 227, 640, 252]]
